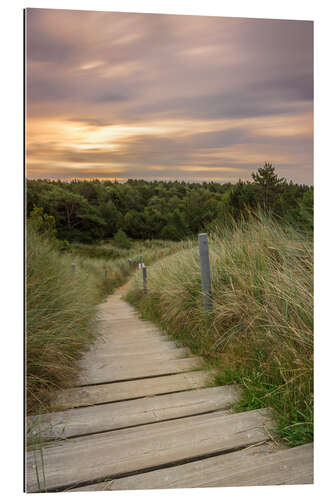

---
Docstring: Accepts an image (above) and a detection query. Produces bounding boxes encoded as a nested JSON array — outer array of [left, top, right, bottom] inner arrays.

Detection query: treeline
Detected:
[[27, 163, 313, 243]]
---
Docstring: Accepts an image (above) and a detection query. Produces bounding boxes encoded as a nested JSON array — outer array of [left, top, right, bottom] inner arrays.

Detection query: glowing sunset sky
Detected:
[[25, 9, 313, 183]]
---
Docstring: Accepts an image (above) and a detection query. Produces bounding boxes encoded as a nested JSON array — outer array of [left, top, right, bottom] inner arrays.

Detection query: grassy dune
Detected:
[[26, 228, 182, 414], [127, 216, 313, 446]]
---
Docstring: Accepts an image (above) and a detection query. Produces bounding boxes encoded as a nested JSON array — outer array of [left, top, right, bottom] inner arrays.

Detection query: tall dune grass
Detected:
[[26, 229, 101, 413], [127, 216, 313, 446], [26, 228, 182, 414]]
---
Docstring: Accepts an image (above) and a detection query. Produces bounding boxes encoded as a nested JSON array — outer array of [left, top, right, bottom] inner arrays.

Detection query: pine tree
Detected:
[[251, 162, 285, 213]]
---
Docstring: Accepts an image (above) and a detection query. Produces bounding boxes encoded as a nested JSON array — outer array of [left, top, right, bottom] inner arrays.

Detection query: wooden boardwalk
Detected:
[[26, 287, 313, 492]]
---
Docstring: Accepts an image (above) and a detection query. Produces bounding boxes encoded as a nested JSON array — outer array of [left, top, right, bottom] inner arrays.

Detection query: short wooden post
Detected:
[[198, 233, 212, 312], [71, 263, 76, 273], [104, 268, 108, 278], [121, 263, 125, 272], [142, 264, 147, 294]]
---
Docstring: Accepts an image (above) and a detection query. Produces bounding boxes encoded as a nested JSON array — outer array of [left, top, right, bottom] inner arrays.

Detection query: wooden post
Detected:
[[198, 233, 212, 312], [121, 263, 125, 273], [104, 268, 108, 279], [142, 264, 147, 294], [71, 263, 76, 273]]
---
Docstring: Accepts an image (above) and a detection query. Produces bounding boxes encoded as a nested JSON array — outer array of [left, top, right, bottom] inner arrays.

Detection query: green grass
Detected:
[[70, 238, 182, 261], [26, 227, 183, 414], [126, 215, 313, 447]]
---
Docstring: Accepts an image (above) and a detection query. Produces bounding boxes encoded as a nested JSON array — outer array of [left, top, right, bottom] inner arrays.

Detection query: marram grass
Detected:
[[127, 216, 313, 446], [26, 229, 102, 414]]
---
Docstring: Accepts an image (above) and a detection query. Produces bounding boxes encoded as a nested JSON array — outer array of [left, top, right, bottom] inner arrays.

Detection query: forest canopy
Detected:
[[27, 164, 313, 243]]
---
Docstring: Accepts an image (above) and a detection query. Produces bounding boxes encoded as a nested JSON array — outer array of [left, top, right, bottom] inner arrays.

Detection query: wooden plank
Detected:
[[99, 314, 139, 320], [26, 408, 273, 492], [97, 316, 159, 334], [99, 318, 161, 329], [99, 305, 137, 312], [99, 303, 135, 311], [99, 318, 160, 329], [76, 357, 203, 385], [78, 356, 196, 378], [90, 332, 176, 344], [99, 443, 313, 490], [71, 443, 313, 491], [98, 306, 137, 314], [53, 371, 214, 410], [84, 341, 182, 358], [98, 331, 166, 342], [28, 385, 241, 440], [69, 443, 280, 491], [82, 347, 190, 363], [88, 332, 171, 346], [82, 340, 179, 358]]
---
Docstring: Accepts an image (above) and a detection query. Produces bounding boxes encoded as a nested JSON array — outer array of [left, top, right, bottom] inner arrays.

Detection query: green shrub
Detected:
[[29, 205, 57, 239], [113, 229, 132, 249]]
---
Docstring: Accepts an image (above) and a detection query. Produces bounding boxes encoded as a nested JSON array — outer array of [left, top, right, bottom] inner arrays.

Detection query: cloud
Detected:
[[26, 9, 313, 184]]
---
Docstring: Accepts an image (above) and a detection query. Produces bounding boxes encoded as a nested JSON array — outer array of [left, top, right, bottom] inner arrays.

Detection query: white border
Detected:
[[2, 1, 331, 499]]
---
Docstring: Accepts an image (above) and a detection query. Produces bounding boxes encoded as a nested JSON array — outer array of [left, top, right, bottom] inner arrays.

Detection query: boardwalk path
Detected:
[[26, 285, 313, 492]]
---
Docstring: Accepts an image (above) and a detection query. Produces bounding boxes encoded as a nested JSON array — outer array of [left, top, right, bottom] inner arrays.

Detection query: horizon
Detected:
[[26, 9, 313, 185], [27, 174, 312, 187]]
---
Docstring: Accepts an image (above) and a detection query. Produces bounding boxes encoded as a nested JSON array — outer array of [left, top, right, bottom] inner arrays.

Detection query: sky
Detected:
[[26, 8, 313, 184]]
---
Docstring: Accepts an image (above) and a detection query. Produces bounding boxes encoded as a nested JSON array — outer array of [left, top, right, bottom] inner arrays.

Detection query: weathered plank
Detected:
[[82, 347, 190, 363], [97, 322, 166, 335], [101, 442, 312, 490], [76, 357, 203, 385], [53, 371, 214, 410], [84, 335, 170, 349], [28, 385, 241, 440], [99, 315, 138, 322], [26, 408, 273, 492], [99, 318, 162, 329], [99, 318, 161, 330], [87, 332, 172, 347], [70, 442, 313, 491], [83, 341, 183, 358]]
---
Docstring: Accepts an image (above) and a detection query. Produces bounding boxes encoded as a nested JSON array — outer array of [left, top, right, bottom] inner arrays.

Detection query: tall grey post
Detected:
[[142, 264, 147, 294], [198, 233, 212, 312]]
